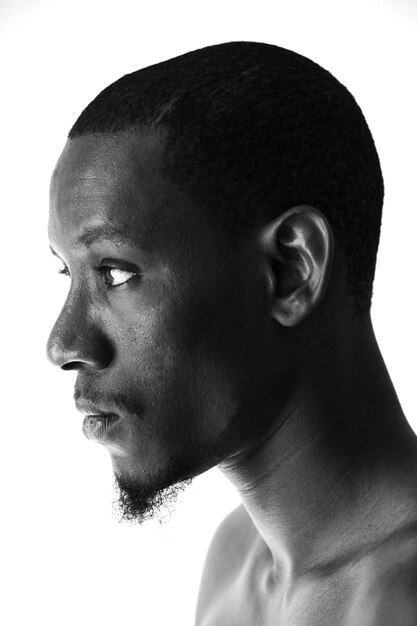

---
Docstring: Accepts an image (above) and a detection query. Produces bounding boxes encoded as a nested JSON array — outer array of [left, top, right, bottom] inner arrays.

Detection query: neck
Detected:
[[220, 314, 417, 583]]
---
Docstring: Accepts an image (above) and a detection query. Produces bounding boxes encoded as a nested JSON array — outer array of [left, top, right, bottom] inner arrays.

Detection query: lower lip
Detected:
[[82, 414, 120, 443]]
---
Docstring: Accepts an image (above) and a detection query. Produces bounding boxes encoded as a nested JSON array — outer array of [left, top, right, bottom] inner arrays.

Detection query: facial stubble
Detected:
[[112, 467, 193, 525]]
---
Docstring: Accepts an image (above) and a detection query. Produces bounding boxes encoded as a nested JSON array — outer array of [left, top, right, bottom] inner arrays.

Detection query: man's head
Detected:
[[47, 42, 384, 522]]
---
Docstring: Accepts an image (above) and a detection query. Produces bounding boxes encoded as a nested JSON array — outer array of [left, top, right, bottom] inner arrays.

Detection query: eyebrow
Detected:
[[48, 220, 151, 260], [77, 224, 132, 246], [49, 223, 140, 257]]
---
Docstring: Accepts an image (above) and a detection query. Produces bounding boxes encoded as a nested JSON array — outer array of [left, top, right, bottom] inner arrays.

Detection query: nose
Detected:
[[46, 293, 114, 371]]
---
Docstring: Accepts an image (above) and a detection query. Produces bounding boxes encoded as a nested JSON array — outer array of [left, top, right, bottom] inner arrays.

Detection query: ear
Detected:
[[260, 205, 334, 327]]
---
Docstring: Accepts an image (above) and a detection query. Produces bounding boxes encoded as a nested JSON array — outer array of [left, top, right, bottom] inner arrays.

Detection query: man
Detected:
[[47, 42, 417, 624]]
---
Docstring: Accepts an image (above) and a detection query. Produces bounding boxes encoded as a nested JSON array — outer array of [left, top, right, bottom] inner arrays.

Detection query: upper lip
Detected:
[[75, 400, 118, 417]]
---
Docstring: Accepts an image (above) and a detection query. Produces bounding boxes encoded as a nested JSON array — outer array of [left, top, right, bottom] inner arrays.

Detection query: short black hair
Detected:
[[69, 41, 384, 314]]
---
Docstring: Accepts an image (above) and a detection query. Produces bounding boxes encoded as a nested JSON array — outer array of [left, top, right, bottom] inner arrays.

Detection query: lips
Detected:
[[82, 413, 120, 443], [75, 399, 117, 417], [75, 399, 121, 444]]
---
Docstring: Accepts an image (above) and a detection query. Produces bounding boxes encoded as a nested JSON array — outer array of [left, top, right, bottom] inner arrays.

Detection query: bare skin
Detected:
[[197, 314, 417, 624], [47, 131, 417, 625], [197, 503, 417, 625]]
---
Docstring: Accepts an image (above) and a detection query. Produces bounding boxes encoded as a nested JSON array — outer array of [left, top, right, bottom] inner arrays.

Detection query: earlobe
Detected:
[[260, 205, 334, 327]]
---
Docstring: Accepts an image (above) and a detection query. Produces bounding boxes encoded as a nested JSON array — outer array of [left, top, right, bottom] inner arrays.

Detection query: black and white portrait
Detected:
[[1, 1, 416, 624]]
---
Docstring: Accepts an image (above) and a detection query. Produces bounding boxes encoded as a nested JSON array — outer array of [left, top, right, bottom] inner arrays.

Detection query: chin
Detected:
[[109, 437, 228, 523], [112, 465, 193, 525]]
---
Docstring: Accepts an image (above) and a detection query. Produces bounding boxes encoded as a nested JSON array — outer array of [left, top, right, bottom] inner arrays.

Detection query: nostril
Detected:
[[46, 318, 114, 371], [61, 362, 79, 371]]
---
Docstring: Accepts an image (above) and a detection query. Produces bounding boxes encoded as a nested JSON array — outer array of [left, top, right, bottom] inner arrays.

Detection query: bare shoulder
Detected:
[[367, 562, 417, 625], [195, 504, 255, 624], [354, 522, 417, 625], [375, 529, 417, 624]]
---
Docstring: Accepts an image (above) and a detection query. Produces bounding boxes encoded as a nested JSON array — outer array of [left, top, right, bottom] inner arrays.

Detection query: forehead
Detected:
[[49, 129, 206, 256]]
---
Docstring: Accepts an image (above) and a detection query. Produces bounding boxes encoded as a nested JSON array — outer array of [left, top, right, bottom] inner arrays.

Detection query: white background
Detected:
[[1, 1, 416, 624]]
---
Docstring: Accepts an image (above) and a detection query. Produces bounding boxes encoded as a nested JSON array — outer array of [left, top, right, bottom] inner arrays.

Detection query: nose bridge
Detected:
[[47, 284, 112, 370]]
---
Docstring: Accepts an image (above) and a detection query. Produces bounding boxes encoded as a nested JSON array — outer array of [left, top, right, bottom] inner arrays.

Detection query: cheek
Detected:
[[111, 290, 242, 433]]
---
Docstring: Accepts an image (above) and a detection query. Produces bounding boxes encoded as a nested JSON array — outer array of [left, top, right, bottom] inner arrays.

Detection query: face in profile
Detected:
[[47, 130, 285, 523]]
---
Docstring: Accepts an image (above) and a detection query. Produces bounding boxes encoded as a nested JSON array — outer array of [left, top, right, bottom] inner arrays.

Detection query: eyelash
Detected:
[[58, 265, 136, 287]]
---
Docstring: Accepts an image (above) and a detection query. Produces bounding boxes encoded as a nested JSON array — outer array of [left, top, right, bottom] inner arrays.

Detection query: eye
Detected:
[[103, 267, 137, 286], [58, 264, 70, 277]]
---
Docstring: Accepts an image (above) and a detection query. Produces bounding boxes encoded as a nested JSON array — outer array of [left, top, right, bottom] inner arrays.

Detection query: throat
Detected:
[[220, 321, 417, 580]]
